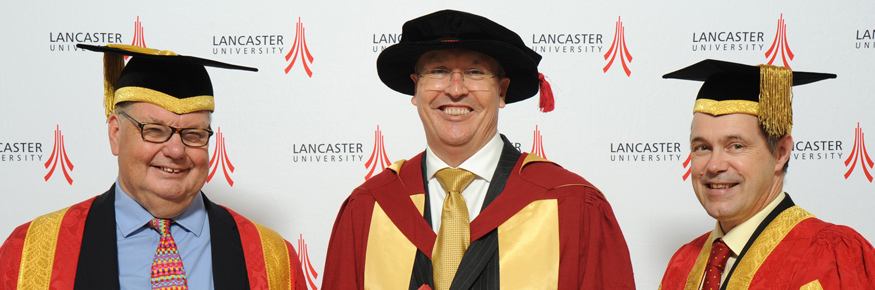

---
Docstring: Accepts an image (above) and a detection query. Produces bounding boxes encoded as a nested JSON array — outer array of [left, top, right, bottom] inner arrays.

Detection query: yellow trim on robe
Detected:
[[693, 99, 759, 116], [497, 199, 560, 289], [388, 159, 407, 173], [521, 154, 554, 168], [364, 195, 424, 290], [114, 87, 215, 114], [725, 206, 813, 289], [800, 280, 823, 290], [684, 232, 716, 290], [254, 222, 293, 290], [18, 206, 71, 290]]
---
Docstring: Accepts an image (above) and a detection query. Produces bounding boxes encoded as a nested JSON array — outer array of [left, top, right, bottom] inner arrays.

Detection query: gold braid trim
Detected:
[[725, 206, 814, 289], [693, 99, 759, 116], [254, 222, 292, 290], [114, 87, 214, 114], [684, 232, 716, 290], [18, 206, 71, 290], [757, 65, 794, 138]]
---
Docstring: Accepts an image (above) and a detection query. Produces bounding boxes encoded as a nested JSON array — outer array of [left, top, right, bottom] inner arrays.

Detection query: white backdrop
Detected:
[[2, 1, 874, 288]]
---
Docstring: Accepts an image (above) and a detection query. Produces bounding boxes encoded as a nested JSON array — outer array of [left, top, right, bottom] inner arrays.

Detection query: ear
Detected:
[[108, 114, 121, 156], [498, 77, 510, 108], [774, 134, 793, 172], [410, 73, 419, 106]]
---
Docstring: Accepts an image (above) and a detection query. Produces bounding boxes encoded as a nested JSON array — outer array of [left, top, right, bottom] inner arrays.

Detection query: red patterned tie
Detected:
[[148, 218, 188, 290], [703, 239, 731, 290]]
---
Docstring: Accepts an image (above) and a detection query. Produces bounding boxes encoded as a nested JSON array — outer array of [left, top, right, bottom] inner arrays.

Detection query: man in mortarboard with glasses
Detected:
[[0, 44, 306, 290], [659, 60, 875, 290], [323, 10, 635, 290]]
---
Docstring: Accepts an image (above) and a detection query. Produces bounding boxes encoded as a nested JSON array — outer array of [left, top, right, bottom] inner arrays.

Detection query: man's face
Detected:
[[410, 49, 510, 162], [689, 113, 788, 231], [108, 102, 211, 217]]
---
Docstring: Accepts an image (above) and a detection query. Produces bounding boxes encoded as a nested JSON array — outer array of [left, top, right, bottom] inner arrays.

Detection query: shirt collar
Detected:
[[114, 179, 208, 238], [713, 192, 786, 256], [425, 133, 502, 182]]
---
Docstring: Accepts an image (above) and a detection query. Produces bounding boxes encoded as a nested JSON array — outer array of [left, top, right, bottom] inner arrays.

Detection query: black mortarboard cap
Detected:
[[663, 59, 836, 137], [77, 44, 257, 117]]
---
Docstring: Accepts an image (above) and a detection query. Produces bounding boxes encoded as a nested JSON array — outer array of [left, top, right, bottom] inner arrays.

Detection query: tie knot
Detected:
[[435, 168, 476, 194], [708, 239, 732, 270], [148, 218, 173, 236]]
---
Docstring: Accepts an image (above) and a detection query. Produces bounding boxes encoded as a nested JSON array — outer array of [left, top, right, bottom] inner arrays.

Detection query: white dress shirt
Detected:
[[425, 133, 503, 232]]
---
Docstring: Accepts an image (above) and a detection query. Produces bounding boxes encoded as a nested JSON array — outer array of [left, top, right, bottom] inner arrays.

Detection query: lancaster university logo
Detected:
[[765, 14, 794, 68], [45, 125, 74, 185], [127, 16, 147, 60], [285, 17, 314, 77], [844, 123, 873, 182], [531, 125, 547, 159], [603, 16, 633, 76], [298, 234, 320, 290], [682, 153, 692, 181], [207, 127, 235, 186], [364, 126, 391, 180]]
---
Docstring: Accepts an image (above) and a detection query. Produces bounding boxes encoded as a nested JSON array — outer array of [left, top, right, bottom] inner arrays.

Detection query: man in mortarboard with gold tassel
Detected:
[[659, 59, 875, 290], [0, 44, 306, 290]]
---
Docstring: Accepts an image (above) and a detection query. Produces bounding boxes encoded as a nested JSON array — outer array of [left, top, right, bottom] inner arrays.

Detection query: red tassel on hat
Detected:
[[538, 73, 555, 112]]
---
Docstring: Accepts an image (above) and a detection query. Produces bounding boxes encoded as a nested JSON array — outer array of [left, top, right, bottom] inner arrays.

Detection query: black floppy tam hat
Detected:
[[377, 10, 555, 112], [663, 59, 835, 138], [77, 44, 257, 117]]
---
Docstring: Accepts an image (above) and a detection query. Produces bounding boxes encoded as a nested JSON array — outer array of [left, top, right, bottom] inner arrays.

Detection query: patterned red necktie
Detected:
[[703, 239, 731, 290], [148, 218, 188, 290]]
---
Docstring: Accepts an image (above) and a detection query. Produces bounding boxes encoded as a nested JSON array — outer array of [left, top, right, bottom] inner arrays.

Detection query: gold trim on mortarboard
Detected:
[[114, 87, 214, 114], [103, 44, 182, 117], [693, 99, 759, 116]]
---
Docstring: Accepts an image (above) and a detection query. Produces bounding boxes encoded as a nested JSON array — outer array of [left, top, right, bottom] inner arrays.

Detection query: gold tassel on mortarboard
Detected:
[[756, 65, 793, 138], [103, 53, 124, 118]]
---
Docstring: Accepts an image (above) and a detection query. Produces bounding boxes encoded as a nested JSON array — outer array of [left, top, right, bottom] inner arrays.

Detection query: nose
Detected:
[[161, 132, 187, 160], [703, 150, 729, 175], [444, 71, 469, 99]]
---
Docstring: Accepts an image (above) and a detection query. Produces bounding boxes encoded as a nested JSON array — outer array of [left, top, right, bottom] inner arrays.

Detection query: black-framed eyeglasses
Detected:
[[118, 111, 214, 147]]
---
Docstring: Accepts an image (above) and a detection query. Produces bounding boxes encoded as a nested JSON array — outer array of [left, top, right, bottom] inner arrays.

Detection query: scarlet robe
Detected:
[[0, 186, 306, 290], [323, 137, 635, 289], [660, 195, 875, 290]]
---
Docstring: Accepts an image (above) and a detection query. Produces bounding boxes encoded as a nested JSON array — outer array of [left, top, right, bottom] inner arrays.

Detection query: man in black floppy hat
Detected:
[[324, 10, 634, 290], [659, 60, 875, 289], [0, 44, 306, 290]]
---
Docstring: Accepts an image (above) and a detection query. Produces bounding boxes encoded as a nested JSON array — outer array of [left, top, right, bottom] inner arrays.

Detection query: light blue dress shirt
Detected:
[[114, 181, 214, 290]]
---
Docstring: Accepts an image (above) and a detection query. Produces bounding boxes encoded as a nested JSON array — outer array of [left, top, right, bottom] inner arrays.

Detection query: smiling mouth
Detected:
[[158, 166, 182, 173], [441, 106, 472, 116], [708, 183, 736, 189]]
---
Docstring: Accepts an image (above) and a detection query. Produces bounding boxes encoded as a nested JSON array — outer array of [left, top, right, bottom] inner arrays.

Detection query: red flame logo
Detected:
[[844, 123, 873, 182], [682, 153, 692, 181], [364, 126, 391, 180], [44, 125, 74, 185], [127, 16, 147, 60], [603, 16, 633, 76], [531, 125, 547, 159], [207, 127, 235, 186], [765, 14, 795, 68], [297, 234, 320, 289], [285, 17, 315, 77]]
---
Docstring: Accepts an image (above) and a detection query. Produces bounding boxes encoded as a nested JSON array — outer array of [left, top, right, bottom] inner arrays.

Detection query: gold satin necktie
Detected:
[[432, 168, 476, 290]]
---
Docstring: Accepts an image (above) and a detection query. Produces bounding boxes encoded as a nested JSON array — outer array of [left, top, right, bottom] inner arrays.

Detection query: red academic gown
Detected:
[[660, 195, 875, 290], [323, 136, 635, 290], [0, 185, 307, 290]]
